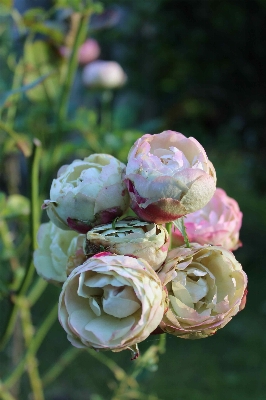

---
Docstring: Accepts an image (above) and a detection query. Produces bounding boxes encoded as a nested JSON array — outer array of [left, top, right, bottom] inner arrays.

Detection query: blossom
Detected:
[[42, 154, 129, 233], [85, 218, 169, 270], [124, 131, 216, 224], [33, 222, 86, 284], [172, 188, 242, 250], [82, 60, 127, 89], [158, 244, 247, 339], [59, 39, 100, 65], [58, 253, 165, 352]]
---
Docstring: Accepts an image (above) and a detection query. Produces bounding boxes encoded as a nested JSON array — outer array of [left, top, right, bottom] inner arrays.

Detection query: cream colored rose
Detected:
[[42, 154, 129, 233], [33, 222, 86, 284], [158, 244, 247, 339], [85, 219, 169, 270], [58, 253, 165, 352]]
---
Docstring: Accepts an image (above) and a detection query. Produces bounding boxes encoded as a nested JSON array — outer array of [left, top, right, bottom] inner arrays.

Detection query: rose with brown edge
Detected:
[[124, 131, 216, 224]]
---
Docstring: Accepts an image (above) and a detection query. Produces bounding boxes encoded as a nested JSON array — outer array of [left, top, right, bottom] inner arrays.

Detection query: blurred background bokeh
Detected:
[[0, 1, 266, 399]]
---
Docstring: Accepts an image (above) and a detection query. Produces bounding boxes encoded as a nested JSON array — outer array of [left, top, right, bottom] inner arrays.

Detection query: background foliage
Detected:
[[0, 1, 266, 399]]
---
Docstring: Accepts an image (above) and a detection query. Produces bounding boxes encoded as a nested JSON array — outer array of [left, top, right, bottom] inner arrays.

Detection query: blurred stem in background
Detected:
[[55, 12, 90, 138]]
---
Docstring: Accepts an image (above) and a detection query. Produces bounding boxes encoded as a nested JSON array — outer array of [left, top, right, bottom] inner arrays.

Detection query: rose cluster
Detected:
[[34, 131, 247, 356]]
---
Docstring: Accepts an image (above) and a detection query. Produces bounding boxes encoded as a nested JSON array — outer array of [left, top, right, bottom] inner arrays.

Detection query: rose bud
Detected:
[[158, 244, 247, 339], [85, 218, 169, 271], [42, 154, 129, 233], [59, 39, 100, 65], [33, 222, 86, 284], [172, 188, 243, 251], [124, 131, 216, 224], [58, 253, 165, 352], [82, 60, 127, 89]]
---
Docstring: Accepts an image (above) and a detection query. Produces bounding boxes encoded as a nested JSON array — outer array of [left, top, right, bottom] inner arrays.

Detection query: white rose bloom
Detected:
[[85, 219, 169, 270], [42, 154, 129, 233], [33, 222, 86, 284], [82, 61, 127, 89], [158, 244, 247, 339], [58, 253, 165, 352]]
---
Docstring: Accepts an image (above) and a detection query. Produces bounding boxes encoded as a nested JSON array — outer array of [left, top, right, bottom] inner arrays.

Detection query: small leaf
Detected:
[[23, 40, 61, 102], [173, 217, 190, 248], [1, 195, 30, 218]]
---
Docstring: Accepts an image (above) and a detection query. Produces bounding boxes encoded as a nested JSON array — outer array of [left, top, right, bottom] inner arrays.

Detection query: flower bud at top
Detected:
[[124, 131, 216, 224], [82, 60, 127, 89], [59, 39, 100, 65], [85, 218, 169, 270], [42, 154, 129, 234]]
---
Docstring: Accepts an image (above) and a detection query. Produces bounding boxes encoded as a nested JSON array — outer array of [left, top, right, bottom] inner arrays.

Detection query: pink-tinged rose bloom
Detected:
[[58, 254, 165, 352], [42, 154, 129, 234], [158, 244, 247, 339], [82, 60, 127, 89], [85, 218, 169, 271], [172, 188, 243, 251], [124, 131, 216, 224], [33, 222, 86, 284], [59, 39, 100, 65]]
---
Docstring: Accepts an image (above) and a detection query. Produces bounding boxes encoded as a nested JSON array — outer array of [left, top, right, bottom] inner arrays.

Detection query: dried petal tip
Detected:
[[85, 219, 169, 270], [128, 344, 140, 360]]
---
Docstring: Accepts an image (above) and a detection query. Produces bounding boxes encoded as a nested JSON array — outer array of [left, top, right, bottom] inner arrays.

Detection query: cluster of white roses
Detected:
[[34, 131, 247, 356]]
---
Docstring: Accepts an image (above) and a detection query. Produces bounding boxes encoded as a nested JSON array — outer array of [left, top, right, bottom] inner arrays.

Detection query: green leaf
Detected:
[[0, 72, 55, 108], [173, 217, 190, 248], [23, 40, 61, 102], [55, 0, 103, 13], [0, 0, 12, 13], [1, 195, 30, 219]]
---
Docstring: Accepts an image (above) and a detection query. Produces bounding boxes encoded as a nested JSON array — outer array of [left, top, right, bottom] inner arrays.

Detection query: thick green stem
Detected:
[[0, 383, 16, 400], [19, 298, 45, 400]]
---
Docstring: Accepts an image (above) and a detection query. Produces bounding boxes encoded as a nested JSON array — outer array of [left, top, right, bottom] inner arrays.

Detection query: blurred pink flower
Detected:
[[172, 188, 242, 251], [59, 39, 100, 65], [124, 131, 216, 224]]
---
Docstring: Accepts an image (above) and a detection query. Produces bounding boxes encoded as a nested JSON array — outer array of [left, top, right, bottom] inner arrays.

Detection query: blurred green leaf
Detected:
[[0, 72, 54, 108], [0, 195, 30, 219], [55, 0, 103, 14], [0, 0, 12, 13], [23, 40, 61, 102], [22, 8, 65, 43], [22, 7, 45, 20]]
